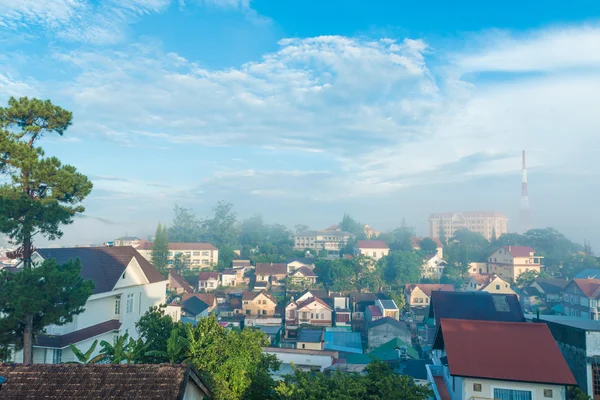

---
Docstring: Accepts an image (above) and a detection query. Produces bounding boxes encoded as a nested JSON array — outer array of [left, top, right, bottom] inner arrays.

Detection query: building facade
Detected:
[[136, 242, 219, 269], [242, 290, 277, 316], [487, 246, 543, 281], [294, 229, 354, 256], [465, 274, 515, 295], [355, 240, 390, 261], [428, 211, 508, 241], [561, 279, 600, 320]]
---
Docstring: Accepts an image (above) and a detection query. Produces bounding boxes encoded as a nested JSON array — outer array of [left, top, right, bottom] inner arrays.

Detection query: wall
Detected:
[[297, 302, 332, 324], [296, 341, 323, 351], [368, 323, 410, 349], [265, 349, 335, 371], [358, 248, 389, 261], [462, 377, 565, 400], [243, 294, 277, 316], [407, 288, 430, 307]]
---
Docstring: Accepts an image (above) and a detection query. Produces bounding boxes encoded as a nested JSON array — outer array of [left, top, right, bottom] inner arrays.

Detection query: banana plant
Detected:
[[145, 327, 190, 364], [66, 340, 104, 364], [99, 333, 129, 364]]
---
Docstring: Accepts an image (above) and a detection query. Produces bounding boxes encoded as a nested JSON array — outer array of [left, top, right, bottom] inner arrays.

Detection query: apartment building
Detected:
[[487, 246, 543, 281], [294, 229, 354, 256], [137, 242, 219, 269], [12, 247, 167, 364], [428, 211, 508, 241]]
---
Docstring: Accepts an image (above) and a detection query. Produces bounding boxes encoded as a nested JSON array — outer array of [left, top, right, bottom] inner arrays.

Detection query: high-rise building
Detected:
[[428, 212, 508, 241]]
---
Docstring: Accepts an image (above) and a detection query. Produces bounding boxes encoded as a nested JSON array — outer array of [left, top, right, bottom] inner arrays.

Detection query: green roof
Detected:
[[345, 337, 419, 364]]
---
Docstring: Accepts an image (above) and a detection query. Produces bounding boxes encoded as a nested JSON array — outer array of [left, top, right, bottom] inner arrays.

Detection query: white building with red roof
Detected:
[[355, 240, 389, 261], [285, 296, 332, 339], [487, 246, 543, 281]]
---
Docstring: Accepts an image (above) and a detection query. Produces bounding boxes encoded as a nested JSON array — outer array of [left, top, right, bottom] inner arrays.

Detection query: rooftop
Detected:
[[298, 328, 324, 343], [574, 269, 600, 280], [571, 278, 600, 298], [0, 363, 210, 399], [434, 319, 576, 386], [323, 331, 362, 354], [406, 284, 454, 298], [356, 240, 389, 249], [35, 320, 121, 348], [367, 305, 382, 317], [525, 314, 600, 331], [378, 299, 398, 310], [503, 245, 536, 257], [429, 291, 525, 325], [255, 263, 287, 276], [197, 271, 219, 281]]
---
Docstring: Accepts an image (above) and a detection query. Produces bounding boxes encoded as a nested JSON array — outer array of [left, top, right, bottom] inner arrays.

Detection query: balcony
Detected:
[[427, 364, 453, 400]]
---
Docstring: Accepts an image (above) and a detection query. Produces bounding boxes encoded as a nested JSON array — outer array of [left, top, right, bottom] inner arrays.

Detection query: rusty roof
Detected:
[[255, 263, 287, 276], [168, 243, 217, 251], [36, 247, 165, 295], [356, 240, 389, 249], [242, 290, 277, 304], [434, 319, 577, 386], [295, 296, 332, 311], [0, 363, 210, 399], [181, 293, 216, 307]]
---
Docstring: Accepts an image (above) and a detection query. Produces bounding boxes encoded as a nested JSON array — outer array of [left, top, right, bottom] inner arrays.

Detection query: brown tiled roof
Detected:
[[232, 260, 251, 266], [471, 273, 496, 286], [571, 278, 600, 298], [182, 293, 216, 307], [36, 247, 166, 295], [405, 284, 454, 297], [169, 272, 193, 293], [255, 263, 287, 276], [221, 268, 237, 275], [241, 290, 277, 304], [503, 245, 536, 257], [357, 240, 389, 249], [296, 296, 332, 311], [367, 305, 382, 317], [411, 237, 443, 248], [134, 240, 153, 250], [0, 363, 210, 399], [198, 271, 219, 281], [168, 243, 217, 251], [435, 319, 577, 385], [35, 320, 121, 348], [291, 266, 317, 277]]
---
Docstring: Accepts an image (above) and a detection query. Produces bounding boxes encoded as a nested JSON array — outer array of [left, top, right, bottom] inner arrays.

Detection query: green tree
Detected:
[[151, 222, 169, 275], [239, 215, 268, 247], [67, 340, 104, 364], [99, 333, 130, 364], [0, 259, 94, 363], [419, 237, 438, 254], [135, 305, 184, 364], [168, 205, 202, 242], [380, 251, 423, 285], [491, 227, 498, 243], [0, 97, 93, 363], [339, 213, 364, 237], [294, 224, 309, 233], [145, 327, 190, 363], [205, 201, 238, 247], [515, 270, 540, 287], [439, 224, 447, 246]]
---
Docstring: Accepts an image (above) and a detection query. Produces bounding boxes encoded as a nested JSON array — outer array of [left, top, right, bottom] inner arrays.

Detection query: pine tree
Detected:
[[439, 224, 447, 246], [151, 222, 169, 275], [491, 227, 498, 243], [0, 97, 93, 363]]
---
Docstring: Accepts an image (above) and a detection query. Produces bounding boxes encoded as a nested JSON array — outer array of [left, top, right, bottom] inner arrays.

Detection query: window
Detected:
[[202, 251, 210, 256], [262, 310, 266, 315], [52, 349, 62, 364], [301, 344, 305, 349], [593, 364, 600, 396], [372, 251, 376, 257], [122, 272, 126, 279], [543, 389, 553, 398], [193, 252, 200, 256], [114, 296, 121, 315], [246, 310, 251, 315], [311, 313, 314, 319], [496, 285, 500, 290], [493, 388, 532, 400], [315, 313, 319, 319], [126, 293, 134, 313], [321, 313, 324, 319], [473, 383, 482, 392]]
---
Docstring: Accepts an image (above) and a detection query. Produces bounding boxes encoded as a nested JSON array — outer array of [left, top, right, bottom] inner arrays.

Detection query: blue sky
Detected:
[[1, 0, 599, 247]]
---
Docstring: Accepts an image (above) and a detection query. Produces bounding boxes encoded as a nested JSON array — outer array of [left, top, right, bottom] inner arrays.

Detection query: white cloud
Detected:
[[0, 0, 83, 29]]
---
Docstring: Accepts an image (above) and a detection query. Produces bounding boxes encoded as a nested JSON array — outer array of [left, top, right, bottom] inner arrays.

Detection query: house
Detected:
[[181, 293, 217, 312], [411, 237, 444, 258], [343, 337, 421, 373], [288, 266, 317, 286], [376, 299, 399, 320], [172, 296, 210, 323], [487, 246, 543, 281], [242, 290, 278, 316], [464, 273, 515, 295], [12, 246, 167, 364], [136, 242, 219, 269], [221, 268, 238, 287], [405, 284, 454, 309], [285, 296, 333, 339], [323, 329, 362, 354], [330, 296, 352, 328], [217, 299, 243, 317], [427, 318, 576, 400], [255, 263, 287, 286], [286, 257, 316, 273], [355, 240, 390, 261], [420, 255, 447, 279], [198, 271, 220, 291], [561, 279, 600, 320], [527, 314, 600, 398], [167, 272, 194, 294], [264, 347, 339, 374], [294, 229, 354, 257], [232, 259, 251, 269], [256, 326, 283, 347], [297, 328, 324, 350], [350, 292, 379, 320], [367, 316, 411, 350], [365, 305, 383, 323], [0, 363, 211, 399], [363, 224, 380, 239], [531, 278, 569, 304]]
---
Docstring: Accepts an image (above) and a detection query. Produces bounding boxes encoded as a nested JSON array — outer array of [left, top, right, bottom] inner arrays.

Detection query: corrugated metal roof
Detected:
[[298, 328, 323, 343], [429, 291, 524, 324], [323, 331, 362, 354]]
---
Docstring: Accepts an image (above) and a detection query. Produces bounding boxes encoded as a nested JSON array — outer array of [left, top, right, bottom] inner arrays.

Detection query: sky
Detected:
[[1, 0, 599, 247]]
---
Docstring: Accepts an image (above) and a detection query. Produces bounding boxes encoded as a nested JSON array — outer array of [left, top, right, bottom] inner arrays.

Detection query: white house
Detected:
[[198, 271, 220, 292], [355, 240, 389, 261], [221, 268, 237, 287], [421, 255, 447, 279], [12, 246, 167, 364]]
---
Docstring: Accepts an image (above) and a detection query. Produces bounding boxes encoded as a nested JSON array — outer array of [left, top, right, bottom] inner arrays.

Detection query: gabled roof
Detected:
[[296, 296, 332, 311], [406, 284, 454, 298], [378, 299, 398, 310], [503, 245, 536, 257], [370, 337, 419, 360], [0, 363, 211, 399], [356, 240, 389, 249], [36, 247, 165, 295], [411, 237, 443, 249], [434, 319, 576, 386], [574, 268, 600, 280], [368, 316, 406, 330], [297, 288, 329, 300], [221, 268, 237, 275], [286, 257, 316, 265], [232, 260, 251, 266], [169, 272, 194, 293], [242, 290, 277, 304], [181, 293, 216, 307], [534, 277, 568, 294], [255, 263, 287, 276], [428, 291, 525, 325], [291, 266, 317, 277], [181, 296, 209, 316], [198, 271, 219, 281], [35, 320, 121, 348], [470, 273, 501, 288], [570, 278, 600, 298]]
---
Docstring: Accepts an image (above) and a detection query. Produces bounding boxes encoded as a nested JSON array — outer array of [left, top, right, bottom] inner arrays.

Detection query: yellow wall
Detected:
[[462, 377, 564, 400], [242, 293, 276, 316], [406, 287, 430, 307], [297, 341, 323, 351]]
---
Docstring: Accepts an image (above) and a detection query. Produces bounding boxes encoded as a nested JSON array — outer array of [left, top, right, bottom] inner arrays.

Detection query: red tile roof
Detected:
[[367, 305, 382, 317], [405, 284, 454, 297], [357, 240, 389, 249], [169, 242, 217, 251], [169, 272, 194, 293], [291, 266, 317, 277], [436, 319, 577, 385], [296, 296, 332, 311], [471, 273, 497, 286], [198, 271, 219, 281], [503, 246, 536, 257], [255, 263, 287, 276], [571, 278, 600, 298], [242, 290, 277, 304]]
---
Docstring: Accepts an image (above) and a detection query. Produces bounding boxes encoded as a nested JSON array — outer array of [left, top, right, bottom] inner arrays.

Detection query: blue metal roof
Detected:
[[258, 326, 282, 335], [379, 300, 397, 309], [574, 269, 600, 279], [323, 331, 362, 354], [298, 328, 323, 343]]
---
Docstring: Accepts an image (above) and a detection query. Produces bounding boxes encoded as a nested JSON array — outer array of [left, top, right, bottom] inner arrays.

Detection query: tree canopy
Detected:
[[151, 222, 169, 275]]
